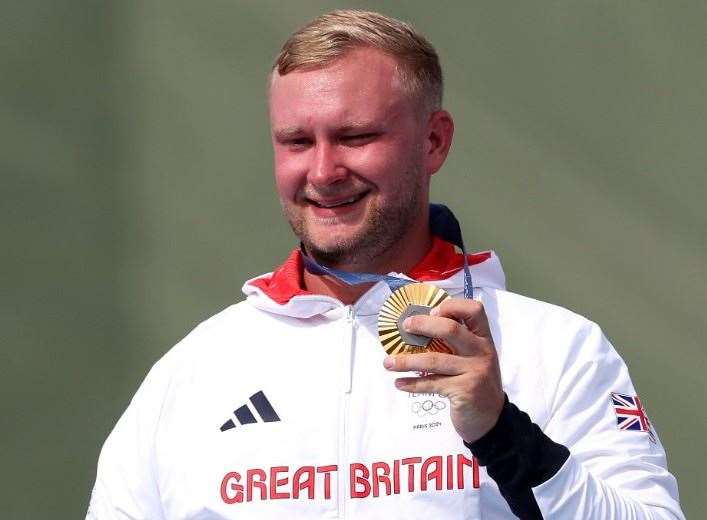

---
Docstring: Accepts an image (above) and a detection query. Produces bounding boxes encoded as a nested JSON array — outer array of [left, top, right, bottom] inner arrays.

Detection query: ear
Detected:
[[423, 110, 455, 176]]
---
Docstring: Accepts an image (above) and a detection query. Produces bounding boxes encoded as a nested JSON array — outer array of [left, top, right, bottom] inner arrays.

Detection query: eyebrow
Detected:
[[338, 121, 379, 133], [272, 127, 306, 141], [273, 121, 381, 141]]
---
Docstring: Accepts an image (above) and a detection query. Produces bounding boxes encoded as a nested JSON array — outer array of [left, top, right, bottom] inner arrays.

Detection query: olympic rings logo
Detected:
[[411, 399, 447, 416]]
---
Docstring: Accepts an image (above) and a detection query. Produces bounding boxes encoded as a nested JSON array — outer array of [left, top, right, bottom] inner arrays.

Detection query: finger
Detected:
[[430, 298, 491, 338], [394, 374, 447, 394], [383, 352, 467, 375], [402, 314, 485, 356]]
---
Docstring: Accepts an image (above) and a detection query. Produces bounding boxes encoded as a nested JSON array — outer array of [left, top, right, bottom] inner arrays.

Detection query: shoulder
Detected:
[[480, 288, 624, 422], [483, 286, 619, 371], [131, 301, 273, 394], [482, 287, 602, 349], [158, 300, 275, 368]]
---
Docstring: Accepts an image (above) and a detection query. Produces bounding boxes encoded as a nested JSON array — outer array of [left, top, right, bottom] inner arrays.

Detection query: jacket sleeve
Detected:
[[467, 321, 684, 520], [86, 359, 171, 520]]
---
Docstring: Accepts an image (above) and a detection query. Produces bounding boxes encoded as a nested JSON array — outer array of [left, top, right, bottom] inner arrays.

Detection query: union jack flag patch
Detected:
[[610, 392, 655, 442]]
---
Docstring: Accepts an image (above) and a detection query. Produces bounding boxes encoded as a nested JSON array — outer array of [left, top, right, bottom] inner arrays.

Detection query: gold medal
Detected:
[[378, 283, 452, 355]]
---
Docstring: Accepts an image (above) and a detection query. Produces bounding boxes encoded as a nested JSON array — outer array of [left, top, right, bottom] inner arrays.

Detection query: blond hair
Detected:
[[273, 10, 443, 112]]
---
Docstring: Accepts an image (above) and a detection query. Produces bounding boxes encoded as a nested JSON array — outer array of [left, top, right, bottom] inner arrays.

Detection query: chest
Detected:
[[152, 314, 534, 519]]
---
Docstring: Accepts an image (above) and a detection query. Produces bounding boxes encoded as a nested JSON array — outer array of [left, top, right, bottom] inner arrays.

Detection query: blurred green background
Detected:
[[1, 1, 704, 518]]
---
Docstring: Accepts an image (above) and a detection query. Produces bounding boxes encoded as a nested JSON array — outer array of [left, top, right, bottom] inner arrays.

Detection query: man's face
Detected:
[[269, 47, 431, 268]]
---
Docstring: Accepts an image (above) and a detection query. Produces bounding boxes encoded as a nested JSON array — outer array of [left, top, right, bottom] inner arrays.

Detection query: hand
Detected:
[[383, 298, 505, 443]]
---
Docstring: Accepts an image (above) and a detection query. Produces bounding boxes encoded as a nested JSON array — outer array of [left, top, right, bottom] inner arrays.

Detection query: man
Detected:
[[87, 10, 683, 519]]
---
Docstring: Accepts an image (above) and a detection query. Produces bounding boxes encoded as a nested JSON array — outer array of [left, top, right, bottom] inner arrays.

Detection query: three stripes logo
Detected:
[[220, 390, 281, 432]]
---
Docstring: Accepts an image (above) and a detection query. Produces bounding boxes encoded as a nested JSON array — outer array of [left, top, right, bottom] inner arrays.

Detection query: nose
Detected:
[[308, 141, 347, 187]]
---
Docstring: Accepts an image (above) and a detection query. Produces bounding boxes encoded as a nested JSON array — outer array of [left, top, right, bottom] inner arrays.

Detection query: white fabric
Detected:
[[87, 252, 683, 519]]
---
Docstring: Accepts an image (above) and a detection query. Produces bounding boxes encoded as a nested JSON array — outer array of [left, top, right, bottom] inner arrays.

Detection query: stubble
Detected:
[[282, 167, 424, 270]]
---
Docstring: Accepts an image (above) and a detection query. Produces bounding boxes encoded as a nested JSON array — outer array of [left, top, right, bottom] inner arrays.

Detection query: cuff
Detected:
[[464, 395, 569, 519]]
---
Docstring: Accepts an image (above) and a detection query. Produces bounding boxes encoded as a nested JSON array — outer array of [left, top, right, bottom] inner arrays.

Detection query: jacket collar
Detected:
[[243, 236, 505, 318]]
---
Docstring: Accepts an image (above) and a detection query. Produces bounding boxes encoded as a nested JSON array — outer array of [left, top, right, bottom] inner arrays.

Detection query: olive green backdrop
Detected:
[[2, 1, 704, 518]]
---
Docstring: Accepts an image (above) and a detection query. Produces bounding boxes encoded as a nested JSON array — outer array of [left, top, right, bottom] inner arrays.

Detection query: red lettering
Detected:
[[420, 456, 443, 491], [393, 459, 400, 494], [220, 472, 243, 504], [221, 454, 480, 505], [269, 466, 290, 500], [401, 457, 422, 492], [456, 454, 480, 490], [293, 466, 315, 499], [246, 468, 267, 501], [350, 463, 371, 498], [446, 455, 454, 490], [371, 461, 391, 497], [317, 465, 337, 500]]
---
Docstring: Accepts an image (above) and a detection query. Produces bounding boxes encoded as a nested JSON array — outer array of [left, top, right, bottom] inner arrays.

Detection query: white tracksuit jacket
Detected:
[[87, 239, 683, 519]]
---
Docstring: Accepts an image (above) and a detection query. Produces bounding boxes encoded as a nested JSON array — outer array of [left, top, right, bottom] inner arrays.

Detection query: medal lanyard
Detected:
[[301, 203, 474, 299]]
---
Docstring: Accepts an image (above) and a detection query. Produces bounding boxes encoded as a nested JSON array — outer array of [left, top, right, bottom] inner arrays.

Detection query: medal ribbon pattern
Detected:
[[301, 203, 474, 298], [301, 203, 474, 354]]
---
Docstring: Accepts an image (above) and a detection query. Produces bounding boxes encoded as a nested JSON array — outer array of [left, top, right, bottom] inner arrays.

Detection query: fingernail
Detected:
[[383, 356, 394, 369], [402, 317, 413, 331], [430, 306, 440, 316], [394, 379, 405, 388]]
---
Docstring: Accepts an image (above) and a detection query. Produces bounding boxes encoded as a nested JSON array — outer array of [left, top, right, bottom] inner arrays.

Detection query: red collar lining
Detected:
[[249, 236, 491, 305]]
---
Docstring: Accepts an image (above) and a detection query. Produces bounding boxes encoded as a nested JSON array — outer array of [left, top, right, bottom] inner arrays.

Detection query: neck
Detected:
[[303, 226, 433, 306]]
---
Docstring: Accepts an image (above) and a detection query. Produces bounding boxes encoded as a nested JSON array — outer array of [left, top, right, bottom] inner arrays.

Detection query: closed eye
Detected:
[[281, 137, 313, 150], [340, 133, 379, 146]]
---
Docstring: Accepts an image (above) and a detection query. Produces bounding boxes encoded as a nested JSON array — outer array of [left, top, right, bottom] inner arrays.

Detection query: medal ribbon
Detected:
[[301, 203, 474, 299]]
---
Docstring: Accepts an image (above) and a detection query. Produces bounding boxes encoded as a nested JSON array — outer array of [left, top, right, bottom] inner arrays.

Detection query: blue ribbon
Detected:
[[301, 203, 474, 299]]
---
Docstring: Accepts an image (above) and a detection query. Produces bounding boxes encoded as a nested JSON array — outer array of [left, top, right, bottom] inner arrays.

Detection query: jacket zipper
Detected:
[[337, 305, 355, 518]]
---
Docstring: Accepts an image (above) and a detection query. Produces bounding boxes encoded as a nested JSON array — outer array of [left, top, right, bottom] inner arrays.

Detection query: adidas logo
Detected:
[[220, 390, 281, 432]]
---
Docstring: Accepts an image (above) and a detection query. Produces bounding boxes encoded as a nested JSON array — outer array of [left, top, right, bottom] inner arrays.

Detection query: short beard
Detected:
[[307, 202, 394, 268], [283, 172, 423, 271]]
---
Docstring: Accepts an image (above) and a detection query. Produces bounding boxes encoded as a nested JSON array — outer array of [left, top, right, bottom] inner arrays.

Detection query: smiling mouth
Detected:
[[307, 192, 369, 209]]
